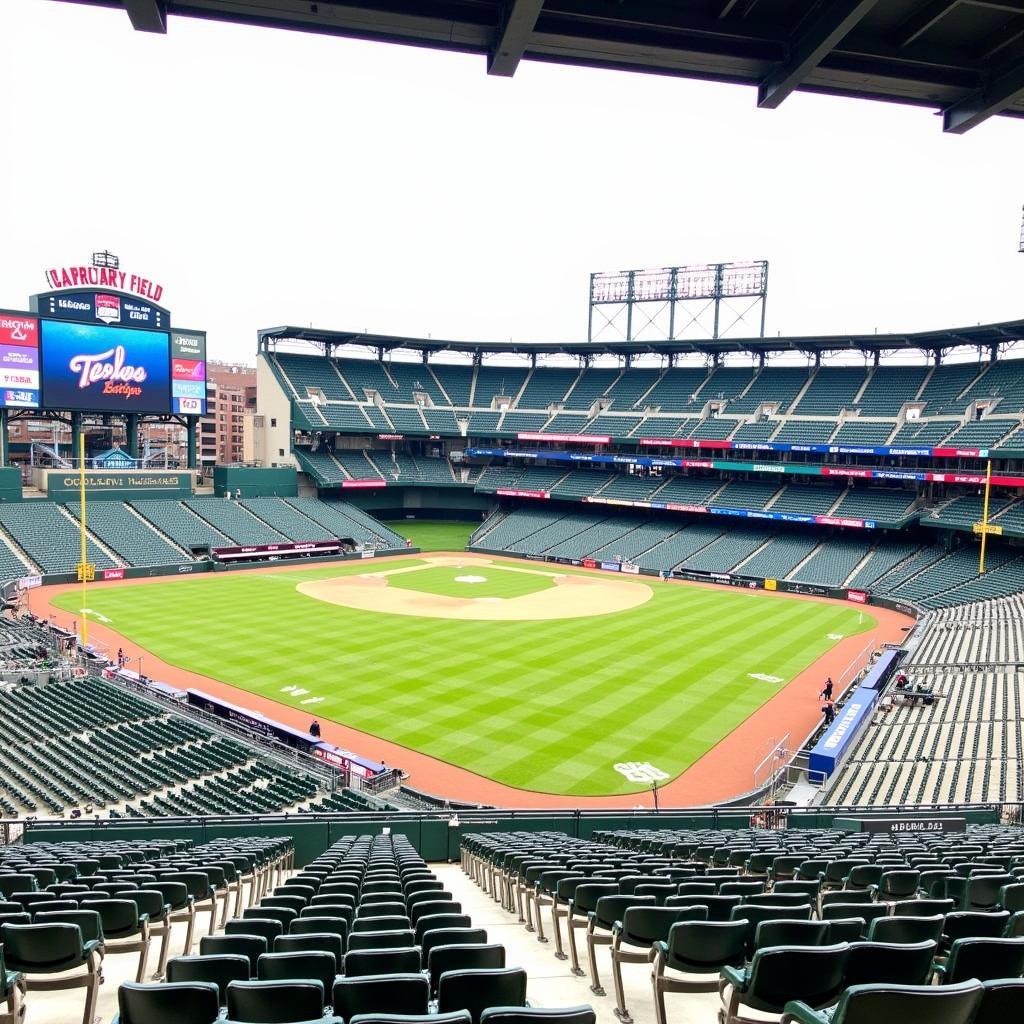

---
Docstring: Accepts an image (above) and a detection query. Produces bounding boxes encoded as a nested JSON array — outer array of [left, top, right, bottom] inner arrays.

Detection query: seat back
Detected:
[[226, 917, 283, 945], [438, 967, 528, 1024], [166, 954, 250, 1006], [665, 920, 746, 973], [333, 972, 431, 1019], [844, 940, 936, 987], [944, 937, 1024, 984], [428, 943, 505, 995], [743, 943, 849, 1012], [974, 978, 1024, 1024], [867, 915, 944, 945], [199, 933, 267, 973], [753, 919, 829, 954], [256, 950, 336, 992], [117, 980, 220, 1024], [0, 921, 84, 970], [273, 931, 343, 966], [421, 927, 488, 964], [480, 1009, 595, 1024], [225, 978, 325, 1024], [621, 905, 706, 946], [343, 947, 421, 977], [819, 979, 983, 1024], [415, 913, 472, 944], [347, 928, 415, 951]]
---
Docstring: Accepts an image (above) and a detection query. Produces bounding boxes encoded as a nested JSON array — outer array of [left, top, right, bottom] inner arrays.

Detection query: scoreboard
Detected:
[[0, 274, 207, 416]]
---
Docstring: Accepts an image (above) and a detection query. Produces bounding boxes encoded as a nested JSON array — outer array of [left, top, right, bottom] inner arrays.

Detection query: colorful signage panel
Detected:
[[170, 329, 207, 415], [0, 314, 40, 407]]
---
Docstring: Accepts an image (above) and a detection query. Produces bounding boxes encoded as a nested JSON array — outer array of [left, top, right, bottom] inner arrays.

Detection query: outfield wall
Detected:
[[30, 546, 418, 588]]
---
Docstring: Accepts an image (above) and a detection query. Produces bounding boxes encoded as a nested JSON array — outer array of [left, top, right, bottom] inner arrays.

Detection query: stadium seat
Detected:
[[225, 978, 329, 1024], [652, 919, 746, 1024], [0, 922, 102, 1024], [779, 979, 984, 1024], [114, 980, 220, 1024], [935, 936, 1024, 984], [427, 943, 506, 997]]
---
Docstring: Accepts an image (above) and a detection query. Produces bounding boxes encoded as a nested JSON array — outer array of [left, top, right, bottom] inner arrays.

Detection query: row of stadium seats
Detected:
[[271, 351, 1024, 446], [0, 676, 330, 819], [0, 833, 293, 1024], [99, 834, 587, 1024], [463, 825, 1024, 1024], [274, 352, 1024, 417], [469, 507, 1024, 608], [0, 497, 407, 578], [823, 595, 1024, 806]]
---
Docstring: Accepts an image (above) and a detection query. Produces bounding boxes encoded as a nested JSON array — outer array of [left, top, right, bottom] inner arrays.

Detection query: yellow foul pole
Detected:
[[79, 432, 88, 646], [979, 458, 992, 576]]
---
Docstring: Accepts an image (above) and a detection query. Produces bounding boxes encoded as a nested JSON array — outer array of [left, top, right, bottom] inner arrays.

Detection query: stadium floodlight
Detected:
[[587, 261, 769, 342], [90, 249, 120, 269]]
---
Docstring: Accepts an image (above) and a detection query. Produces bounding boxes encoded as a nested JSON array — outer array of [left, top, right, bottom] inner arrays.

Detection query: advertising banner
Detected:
[[40, 319, 171, 413], [847, 589, 868, 604], [496, 488, 550, 498], [102, 568, 126, 580], [517, 432, 610, 444], [620, 562, 640, 575], [0, 314, 40, 408], [341, 479, 387, 488], [212, 540, 341, 561], [171, 329, 207, 415]]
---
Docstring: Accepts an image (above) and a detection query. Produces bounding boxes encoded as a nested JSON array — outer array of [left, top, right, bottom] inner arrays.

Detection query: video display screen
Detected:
[[40, 319, 171, 413]]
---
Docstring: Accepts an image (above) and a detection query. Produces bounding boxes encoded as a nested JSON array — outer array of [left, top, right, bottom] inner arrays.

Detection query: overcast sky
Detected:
[[2, 1, 1024, 365]]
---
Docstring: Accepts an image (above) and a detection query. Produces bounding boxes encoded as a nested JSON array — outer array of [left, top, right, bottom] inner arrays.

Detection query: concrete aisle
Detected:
[[435, 863, 720, 1024]]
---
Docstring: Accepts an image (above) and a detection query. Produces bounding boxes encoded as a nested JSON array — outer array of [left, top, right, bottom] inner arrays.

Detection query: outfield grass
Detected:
[[384, 520, 476, 552], [55, 558, 874, 796]]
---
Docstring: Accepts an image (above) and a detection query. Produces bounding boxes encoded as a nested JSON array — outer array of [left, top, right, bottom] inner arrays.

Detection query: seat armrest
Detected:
[[720, 965, 746, 991], [780, 1000, 827, 1024]]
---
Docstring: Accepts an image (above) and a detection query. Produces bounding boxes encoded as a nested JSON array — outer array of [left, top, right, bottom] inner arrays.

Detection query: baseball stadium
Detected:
[[4, 2, 1024, 1024]]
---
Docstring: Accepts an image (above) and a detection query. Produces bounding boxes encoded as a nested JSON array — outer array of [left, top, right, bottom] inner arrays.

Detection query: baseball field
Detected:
[[51, 552, 875, 797]]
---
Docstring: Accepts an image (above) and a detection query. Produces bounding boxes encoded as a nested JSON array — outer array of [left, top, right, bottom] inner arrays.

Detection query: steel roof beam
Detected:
[[894, 0, 960, 48], [757, 0, 878, 109], [943, 59, 1024, 130], [488, 0, 545, 76], [124, 0, 166, 32]]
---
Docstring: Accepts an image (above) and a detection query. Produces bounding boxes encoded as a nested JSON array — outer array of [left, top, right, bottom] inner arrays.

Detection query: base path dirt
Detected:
[[29, 552, 913, 809], [297, 555, 652, 620]]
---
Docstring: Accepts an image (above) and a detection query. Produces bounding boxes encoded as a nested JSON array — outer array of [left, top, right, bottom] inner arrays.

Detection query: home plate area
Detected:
[[296, 554, 653, 621]]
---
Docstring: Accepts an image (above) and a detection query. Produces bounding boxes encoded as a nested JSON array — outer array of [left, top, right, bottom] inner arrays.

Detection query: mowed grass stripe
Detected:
[[55, 558, 873, 796]]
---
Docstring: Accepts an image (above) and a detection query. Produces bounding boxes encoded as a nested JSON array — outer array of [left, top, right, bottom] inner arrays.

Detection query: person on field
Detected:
[[822, 700, 836, 726], [820, 677, 833, 701], [309, 720, 321, 738]]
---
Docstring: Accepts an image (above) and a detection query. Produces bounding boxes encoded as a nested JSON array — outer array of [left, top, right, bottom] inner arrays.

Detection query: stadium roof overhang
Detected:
[[258, 318, 1024, 358], [60, 0, 1024, 134]]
